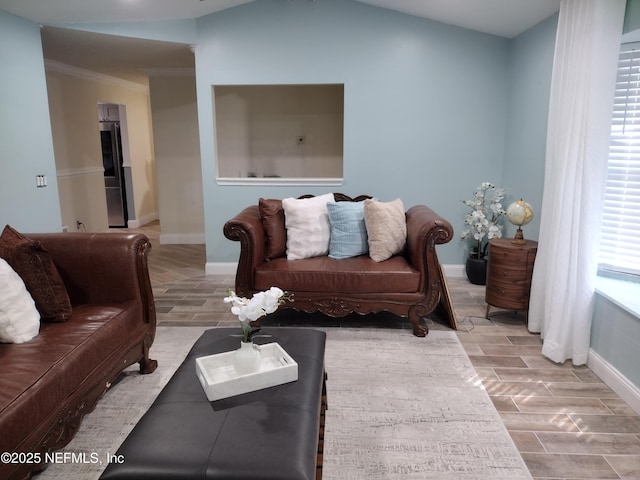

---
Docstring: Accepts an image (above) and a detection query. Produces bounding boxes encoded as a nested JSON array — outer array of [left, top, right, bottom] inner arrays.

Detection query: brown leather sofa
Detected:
[[0, 232, 157, 480], [224, 194, 456, 336]]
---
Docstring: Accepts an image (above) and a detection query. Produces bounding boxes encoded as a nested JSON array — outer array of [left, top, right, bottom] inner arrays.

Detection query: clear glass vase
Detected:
[[233, 341, 261, 375]]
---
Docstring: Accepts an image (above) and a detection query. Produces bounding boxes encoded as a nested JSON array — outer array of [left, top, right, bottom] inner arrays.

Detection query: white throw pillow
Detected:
[[0, 257, 40, 343], [364, 198, 407, 262], [282, 193, 335, 260]]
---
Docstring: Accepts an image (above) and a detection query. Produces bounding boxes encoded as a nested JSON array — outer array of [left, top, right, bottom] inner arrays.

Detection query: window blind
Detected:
[[600, 45, 640, 276]]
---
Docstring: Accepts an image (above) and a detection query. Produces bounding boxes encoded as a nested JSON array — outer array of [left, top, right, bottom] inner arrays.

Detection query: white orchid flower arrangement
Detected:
[[461, 182, 506, 259], [224, 287, 292, 343]]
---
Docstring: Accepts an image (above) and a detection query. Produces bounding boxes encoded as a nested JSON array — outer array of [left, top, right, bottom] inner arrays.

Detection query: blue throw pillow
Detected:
[[327, 202, 369, 259]]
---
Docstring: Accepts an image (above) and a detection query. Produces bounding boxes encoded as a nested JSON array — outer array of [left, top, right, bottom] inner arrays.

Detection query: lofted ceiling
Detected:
[[1, 0, 560, 84], [0, 0, 560, 39]]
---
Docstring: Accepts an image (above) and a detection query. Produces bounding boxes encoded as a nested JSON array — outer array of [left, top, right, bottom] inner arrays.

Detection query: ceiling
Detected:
[[0, 0, 560, 38], [1, 0, 561, 84]]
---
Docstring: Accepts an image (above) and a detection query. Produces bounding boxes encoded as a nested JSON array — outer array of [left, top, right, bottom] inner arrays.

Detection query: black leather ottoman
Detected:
[[100, 327, 327, 480]]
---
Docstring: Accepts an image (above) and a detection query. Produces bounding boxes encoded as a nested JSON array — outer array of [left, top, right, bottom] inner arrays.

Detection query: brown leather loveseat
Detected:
[[0, 231, 157, 480], [224, 194, 456, 336]]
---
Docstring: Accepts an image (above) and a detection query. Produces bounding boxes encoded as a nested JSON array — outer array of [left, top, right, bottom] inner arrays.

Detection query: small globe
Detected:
[[506, 200, 534, 227]]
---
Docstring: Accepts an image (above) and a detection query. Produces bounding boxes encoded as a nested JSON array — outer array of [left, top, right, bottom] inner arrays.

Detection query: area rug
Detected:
[[321, 328, 531, 480], [36, 326, 531, 480]]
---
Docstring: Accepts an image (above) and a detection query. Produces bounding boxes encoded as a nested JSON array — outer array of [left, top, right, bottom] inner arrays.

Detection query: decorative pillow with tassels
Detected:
[[0, 225, 72, 322]]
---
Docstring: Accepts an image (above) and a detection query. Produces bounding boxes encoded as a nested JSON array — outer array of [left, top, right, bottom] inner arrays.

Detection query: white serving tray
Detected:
[[195, 342, 298, 401]]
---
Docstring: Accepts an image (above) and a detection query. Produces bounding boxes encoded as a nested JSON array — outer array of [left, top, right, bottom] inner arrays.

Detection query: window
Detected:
[[600, 44, 640, 276]]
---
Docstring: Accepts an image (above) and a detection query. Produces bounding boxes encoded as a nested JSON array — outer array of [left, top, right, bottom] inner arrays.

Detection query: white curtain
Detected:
[[528, 0, 625, 365]]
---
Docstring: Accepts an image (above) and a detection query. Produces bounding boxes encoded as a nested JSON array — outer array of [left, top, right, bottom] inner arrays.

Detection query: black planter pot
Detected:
[[465, 256, 487, 285]]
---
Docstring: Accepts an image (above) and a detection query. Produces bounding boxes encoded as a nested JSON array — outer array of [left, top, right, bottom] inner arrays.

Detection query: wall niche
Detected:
[[214, 84, 344, 184]]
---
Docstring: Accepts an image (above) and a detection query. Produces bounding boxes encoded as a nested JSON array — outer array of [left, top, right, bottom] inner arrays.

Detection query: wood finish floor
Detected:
[[130, 222, 640, 480]]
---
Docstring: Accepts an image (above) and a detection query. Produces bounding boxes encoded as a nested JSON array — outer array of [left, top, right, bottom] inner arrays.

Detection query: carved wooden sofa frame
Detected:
[[224, 194, 456, 336]]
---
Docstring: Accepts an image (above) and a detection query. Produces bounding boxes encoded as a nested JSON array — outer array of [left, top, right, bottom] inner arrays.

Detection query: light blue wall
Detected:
[[502, 14, 558, 241], [592, 295, 640, 389], [195, 0, 511, 264], [0, 0, 560, 259], [0, 10, 63, 232]]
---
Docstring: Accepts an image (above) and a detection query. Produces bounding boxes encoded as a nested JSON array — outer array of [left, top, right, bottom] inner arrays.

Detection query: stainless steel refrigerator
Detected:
[[100, 121, 128, 228]]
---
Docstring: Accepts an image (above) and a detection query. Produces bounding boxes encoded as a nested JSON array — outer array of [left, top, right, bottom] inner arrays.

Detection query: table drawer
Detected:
[[487, 264, 529, 281], [486, 283, 531, 310]]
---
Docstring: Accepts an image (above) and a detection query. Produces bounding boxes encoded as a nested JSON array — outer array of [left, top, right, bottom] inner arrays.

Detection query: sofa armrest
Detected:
[[223, 205, 266, 296], [27, 232, 155, 325], [405, 205, 454, 290]]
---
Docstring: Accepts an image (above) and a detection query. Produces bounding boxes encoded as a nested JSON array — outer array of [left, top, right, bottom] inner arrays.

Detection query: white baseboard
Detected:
[[588, 348, 640, 415], [160, 233, 205, 245], [443, 264, 465, 278], [206, 262, 238, 276], [128, 212, 158, 229]]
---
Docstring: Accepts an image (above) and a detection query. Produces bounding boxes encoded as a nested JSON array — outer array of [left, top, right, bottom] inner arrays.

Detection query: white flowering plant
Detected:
[[461, 182, 506, 259], [224, 287, 292, 343]]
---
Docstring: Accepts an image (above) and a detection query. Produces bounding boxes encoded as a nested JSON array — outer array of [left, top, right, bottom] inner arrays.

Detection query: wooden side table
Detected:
[[485, 238, 538, 319]]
